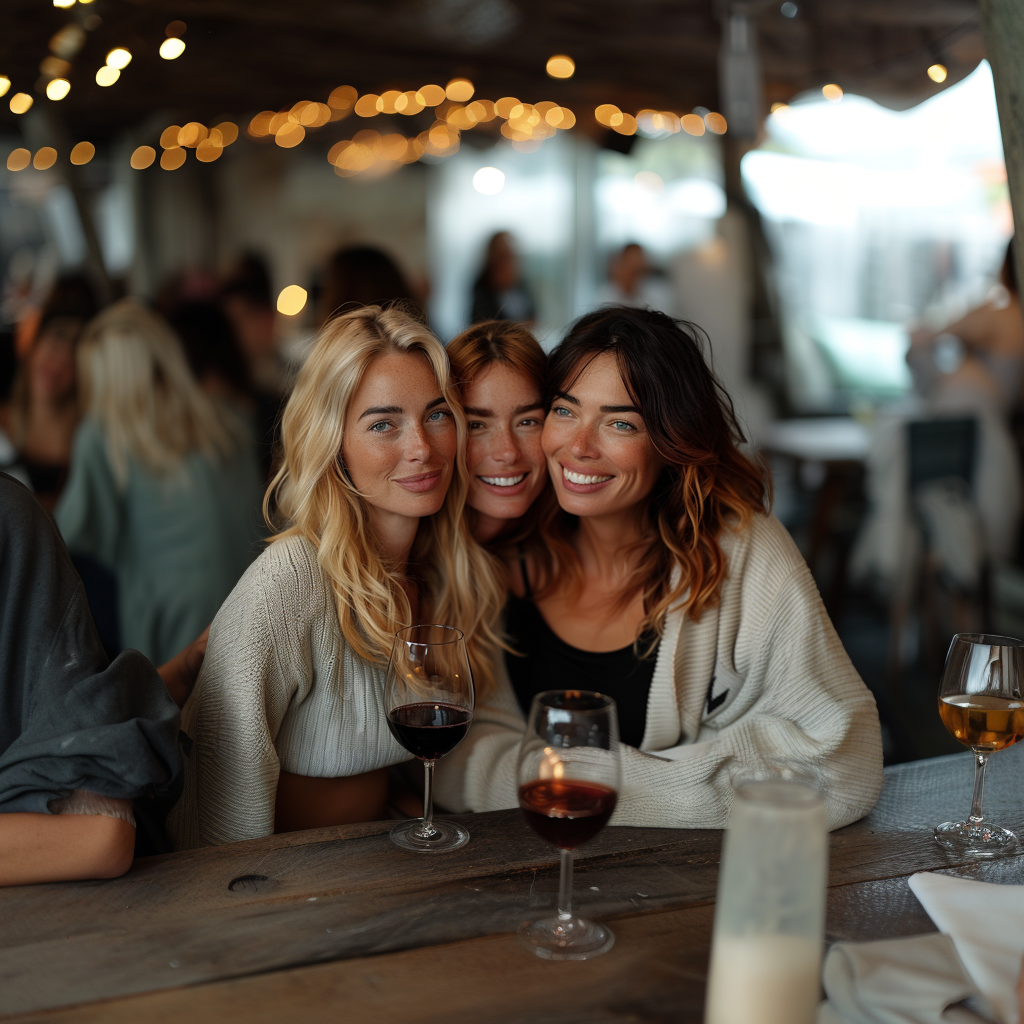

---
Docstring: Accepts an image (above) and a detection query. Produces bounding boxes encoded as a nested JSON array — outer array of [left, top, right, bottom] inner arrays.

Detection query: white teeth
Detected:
[[563, 468, 613, 485], [479, 474, 526, 487]]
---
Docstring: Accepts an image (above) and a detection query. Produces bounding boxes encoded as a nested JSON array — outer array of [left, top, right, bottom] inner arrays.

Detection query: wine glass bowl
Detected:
[[385, 624, 474, 853], [516, 690, 621, 960], [934, 633, 1024, 857]]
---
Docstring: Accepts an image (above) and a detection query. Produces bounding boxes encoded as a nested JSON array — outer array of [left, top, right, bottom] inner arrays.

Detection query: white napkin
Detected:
[[909, 872, 1024, 1024]]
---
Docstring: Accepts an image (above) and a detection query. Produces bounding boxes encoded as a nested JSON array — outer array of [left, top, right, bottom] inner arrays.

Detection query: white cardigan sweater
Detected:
[[167, 535, 411, 849], [434, 513, 884, 831]]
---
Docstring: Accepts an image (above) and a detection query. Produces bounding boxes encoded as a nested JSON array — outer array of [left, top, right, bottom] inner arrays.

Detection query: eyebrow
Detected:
[[553, 392, 639, 415], [464, 403, 544, 417], [358, 397, 447, 420]]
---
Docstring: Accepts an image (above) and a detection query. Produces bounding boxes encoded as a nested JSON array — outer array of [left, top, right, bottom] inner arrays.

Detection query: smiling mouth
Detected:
[[563, 467, 613, 485], [478, 474, 526, 487]]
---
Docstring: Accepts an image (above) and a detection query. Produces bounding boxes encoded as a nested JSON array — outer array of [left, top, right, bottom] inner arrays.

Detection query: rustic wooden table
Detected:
[[2, 743, 1023, 1024]]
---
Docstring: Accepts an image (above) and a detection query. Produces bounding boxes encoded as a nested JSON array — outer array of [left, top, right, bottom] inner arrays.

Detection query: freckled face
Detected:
[[463, 363, 547, 522], [541, 351, 663, 519], [341, 351, 457, 523]]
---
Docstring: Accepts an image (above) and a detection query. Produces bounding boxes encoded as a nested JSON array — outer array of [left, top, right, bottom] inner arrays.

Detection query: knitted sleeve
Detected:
[[167, 537, 323, 848]]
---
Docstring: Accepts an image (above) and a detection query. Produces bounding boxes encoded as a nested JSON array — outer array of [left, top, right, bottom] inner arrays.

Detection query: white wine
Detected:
[[939, 693, 1024, 752]]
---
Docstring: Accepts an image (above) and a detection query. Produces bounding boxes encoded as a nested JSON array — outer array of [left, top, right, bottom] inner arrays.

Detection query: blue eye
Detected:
[[369, 421, 392, 433], [611, 420, 637, 431], [428, 408, 452, 423], [552, 406, 572, 417]]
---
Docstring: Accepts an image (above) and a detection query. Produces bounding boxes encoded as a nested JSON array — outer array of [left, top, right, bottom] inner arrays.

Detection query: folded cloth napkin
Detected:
[[816, 932, 992, 1024], [909, 872, 1024, 1024]]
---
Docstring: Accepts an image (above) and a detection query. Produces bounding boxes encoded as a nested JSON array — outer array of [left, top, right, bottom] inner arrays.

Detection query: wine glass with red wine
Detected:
[[385, 624, 474, 853], [516, 690, 621, 960]]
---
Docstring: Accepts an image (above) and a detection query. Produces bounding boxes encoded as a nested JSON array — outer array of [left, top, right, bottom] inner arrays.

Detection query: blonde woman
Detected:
[[55, 299, 264, 665], [167, 305, 505, 849]]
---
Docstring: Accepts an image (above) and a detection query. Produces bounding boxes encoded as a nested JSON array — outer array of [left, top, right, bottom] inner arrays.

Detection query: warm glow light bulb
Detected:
[[95, 65, 120, 87], [822, 83, 843, 102], [0, 77, 9, 98], [472, 166, 505, 195], [70, 141, 95, 165], [928, 63, 948, 83], [159, 38, 186, 60], [9, 92, 33, 114], [277, 285, 308, 316], [46, 78, 70, 101], [106, 48, 132, 69], [130, 146, 156, 170], [53, 0, 76, 8], [546, 55, 575, 79]]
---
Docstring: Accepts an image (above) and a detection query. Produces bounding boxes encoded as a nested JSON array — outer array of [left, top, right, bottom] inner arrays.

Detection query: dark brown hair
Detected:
[[540, 306, 770, 641]]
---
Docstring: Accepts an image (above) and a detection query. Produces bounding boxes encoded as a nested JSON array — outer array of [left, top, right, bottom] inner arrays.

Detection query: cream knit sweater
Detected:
[[433, 513, 884, 831], [167, 535, 411, 849]]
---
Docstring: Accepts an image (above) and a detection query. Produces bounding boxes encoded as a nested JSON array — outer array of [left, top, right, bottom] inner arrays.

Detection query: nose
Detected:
[[491, 425, 521, 465], [567, 422, 600, 460], [405, 421, 433, 463]]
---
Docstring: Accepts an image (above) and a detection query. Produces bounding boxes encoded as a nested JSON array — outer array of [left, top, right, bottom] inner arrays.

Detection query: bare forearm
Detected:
[[0, 813, 135, 886]]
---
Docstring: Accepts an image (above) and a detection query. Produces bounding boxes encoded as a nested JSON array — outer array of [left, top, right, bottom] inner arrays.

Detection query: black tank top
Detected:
[[503, 548, 657, 749]]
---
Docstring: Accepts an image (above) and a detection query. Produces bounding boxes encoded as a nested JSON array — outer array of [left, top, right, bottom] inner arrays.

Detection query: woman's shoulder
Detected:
[[719, 512, 808, 590], [231, 532, 333, 618]]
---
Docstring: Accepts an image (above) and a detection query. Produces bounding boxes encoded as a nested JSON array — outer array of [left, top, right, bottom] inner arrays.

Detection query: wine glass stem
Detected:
[[557, 848, 574, 921], [420, 760, 436, 835], [969, 751, 988, 824]]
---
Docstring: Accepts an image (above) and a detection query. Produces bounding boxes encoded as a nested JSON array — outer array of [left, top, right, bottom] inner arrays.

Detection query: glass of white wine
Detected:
[[935, 633, 1024, 857]]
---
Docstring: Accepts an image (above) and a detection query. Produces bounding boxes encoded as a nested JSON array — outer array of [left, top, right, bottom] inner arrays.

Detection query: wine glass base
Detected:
[[934, 819, 1018, 858], [517, 915, 615, 960], [389, 818, 469, 853]]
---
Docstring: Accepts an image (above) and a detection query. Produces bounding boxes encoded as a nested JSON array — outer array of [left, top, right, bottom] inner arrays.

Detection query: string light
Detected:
[[0, 77, 9, 98], [545, 55, 575, 79], [130, 146, 156, 170], [46, 78, 70, 100], [445, 78, 474, 102], [106, 48, 132, 69], [70, 141, 95, 165], [53, 0, 75, 8], [33, 147, 57, 170], [822, 83, 843, 102], [9, 93, 33, 114], [160, 38, 186, 60], [928, 63, 948, 83], [160, 148, 186, 170], [95, 66, 119, 87], [418, 84, 446, 106], [6, 148, 30, 171], [704, 111, 727, 134]]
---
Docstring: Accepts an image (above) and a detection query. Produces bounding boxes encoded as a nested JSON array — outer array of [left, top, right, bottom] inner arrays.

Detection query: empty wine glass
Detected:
[[384, 624, 474, 853], [935, 633, 1024, 857], [516, 690, 621, 960]]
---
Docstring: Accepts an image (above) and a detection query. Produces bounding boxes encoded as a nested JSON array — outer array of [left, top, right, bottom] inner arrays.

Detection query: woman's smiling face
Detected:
[[341, 350, 457, 524], [463, 362, 547, 524], [541, 351, 663, 519]]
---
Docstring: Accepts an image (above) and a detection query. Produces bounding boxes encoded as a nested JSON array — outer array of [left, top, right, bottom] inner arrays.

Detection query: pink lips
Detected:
[[393, 470, 444, 493]]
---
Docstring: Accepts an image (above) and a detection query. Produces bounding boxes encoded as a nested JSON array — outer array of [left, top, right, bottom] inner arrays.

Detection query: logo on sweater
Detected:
[[705, 674, 729, 716]]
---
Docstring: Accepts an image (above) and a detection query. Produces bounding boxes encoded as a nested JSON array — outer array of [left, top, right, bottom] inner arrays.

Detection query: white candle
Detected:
[[704, 934, 822, 1024]]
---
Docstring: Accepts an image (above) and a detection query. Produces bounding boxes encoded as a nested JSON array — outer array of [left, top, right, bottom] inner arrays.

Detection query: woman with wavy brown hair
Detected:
[[168, 305, 505, 848], [436, 306, 883, 830]]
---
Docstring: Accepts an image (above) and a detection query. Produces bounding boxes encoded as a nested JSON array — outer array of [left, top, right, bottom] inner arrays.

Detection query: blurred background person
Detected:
[[0, 274, 98, 511], [599, 242, 672, 313], [319, 245, 420, 324], [470, 232, 535, 325], [55, 299, 264, 666]]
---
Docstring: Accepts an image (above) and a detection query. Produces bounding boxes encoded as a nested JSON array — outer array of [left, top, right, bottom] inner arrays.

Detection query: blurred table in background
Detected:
[[2, 744, 1022, 1024]]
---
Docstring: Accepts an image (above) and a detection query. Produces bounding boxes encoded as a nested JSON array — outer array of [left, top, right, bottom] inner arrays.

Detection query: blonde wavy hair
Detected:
[[77, 298, 239, 485], [265, 305, 506, 696]]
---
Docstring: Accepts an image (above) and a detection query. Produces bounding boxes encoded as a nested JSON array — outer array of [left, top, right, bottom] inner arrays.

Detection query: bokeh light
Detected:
[[165, 20, 186, 37], [446, 78, 474, 102], [595, 104, 621, 127], [33, 147, 57, 170], [0, 77, 9, 98], [53, 0, 75, 8], [6, 148, 30, 171], [178, 122, 208, 148], [396, 90, 425, 115], [613, 112, 638, 136], [704, 111, 727, 134], [106, 48, 132, 69], [130, 146, 156, 170], [160, 125, 182, 149], [9, 93, 33, 114], [546, 55, 575, 79], [328, 85, 357, 115], [46, 78, 70, 101], [822, 83, 843, 102], [213, 121, 239, 146], [69, 141, 94, 165], [277, 285, 308, 316], [770, 102, 789, 115], [195, 138, 223, 163], [494, 96, 519, 118], [160, 147, 186, 170], [681, 113, 706, 135], [378, 90, 401, 114], [275, 122, 304, 148], [473, 166, 505, 195], [159, 38, 186, 60], [418, 84, 446, 107], [95, 65, 119, 87], [928, 64, 948, 83], [248, 111, 275, 137], [354, 94, 380, 117]]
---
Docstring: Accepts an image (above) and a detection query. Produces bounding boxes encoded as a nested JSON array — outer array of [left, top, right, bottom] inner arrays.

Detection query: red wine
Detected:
[[518, 778, 618, 850], [387, 702, 472, 760]]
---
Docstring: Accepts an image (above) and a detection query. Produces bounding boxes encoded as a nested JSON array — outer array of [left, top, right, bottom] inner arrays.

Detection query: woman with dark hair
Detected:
[[321, 246, 418, 324], [470, 232, 535, 325], [437, 306, 883, 829]]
